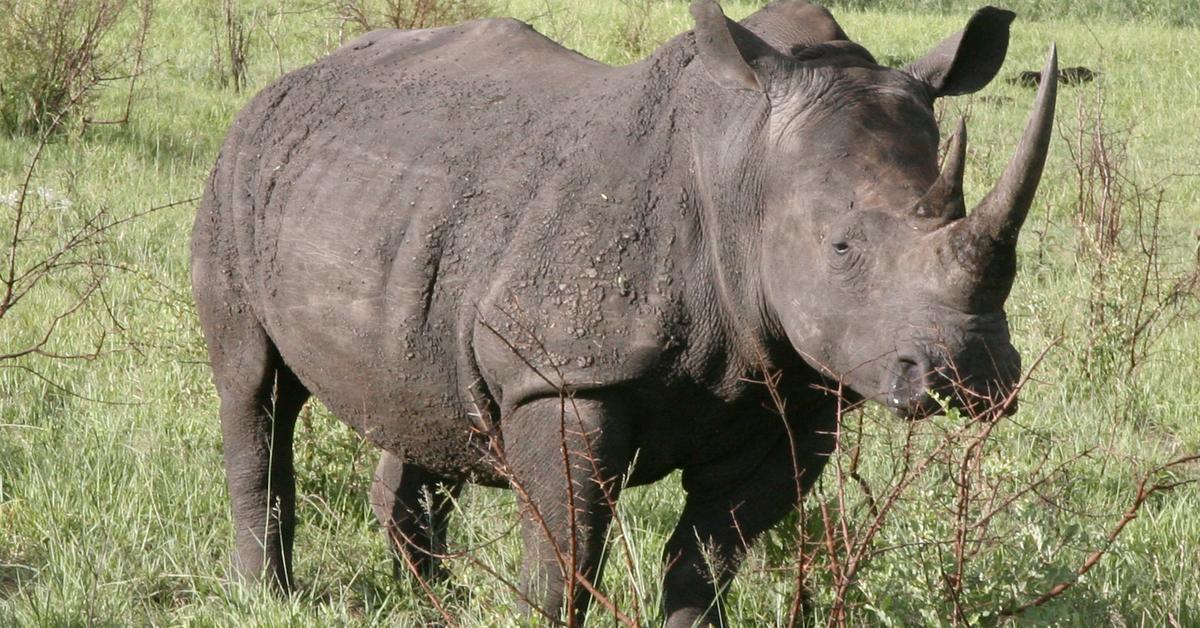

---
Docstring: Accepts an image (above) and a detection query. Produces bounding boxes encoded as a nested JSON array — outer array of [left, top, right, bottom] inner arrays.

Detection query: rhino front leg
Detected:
[[662, 481, 795, 627], [503, 394, 632, 626], [663, 430, 831, 628], [370, 451, 461, 582]]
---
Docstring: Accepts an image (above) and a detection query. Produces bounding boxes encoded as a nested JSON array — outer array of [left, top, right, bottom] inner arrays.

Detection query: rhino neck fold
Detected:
[[683, 93, 778, 368], [594, 40, 778, 365]]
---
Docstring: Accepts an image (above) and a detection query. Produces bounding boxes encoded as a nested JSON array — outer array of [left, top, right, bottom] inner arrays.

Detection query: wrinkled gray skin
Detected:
[[192, 1, 1056, 624]]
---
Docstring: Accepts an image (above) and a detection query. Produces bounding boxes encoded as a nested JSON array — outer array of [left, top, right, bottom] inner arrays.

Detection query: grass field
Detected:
[[2, 0, 1198, 625]]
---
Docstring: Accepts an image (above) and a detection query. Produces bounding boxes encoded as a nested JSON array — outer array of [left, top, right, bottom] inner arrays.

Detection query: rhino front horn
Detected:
[[970, 44, 1057, 244], [957, 44, 1057, 299]]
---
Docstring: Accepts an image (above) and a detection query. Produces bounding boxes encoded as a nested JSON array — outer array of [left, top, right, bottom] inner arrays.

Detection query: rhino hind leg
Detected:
[[370, 451, 461, 582], [193, 236, 311, 592], [217, 346, 309, 592], [503, 393, 633, 626]]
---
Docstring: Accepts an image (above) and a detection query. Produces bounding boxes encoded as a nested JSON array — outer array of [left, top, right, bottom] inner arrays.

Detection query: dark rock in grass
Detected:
[[1012, 65, 1099, 87]]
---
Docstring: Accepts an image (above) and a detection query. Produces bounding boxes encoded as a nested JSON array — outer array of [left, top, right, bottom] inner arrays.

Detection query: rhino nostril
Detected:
[[889, 357, 932, 411]]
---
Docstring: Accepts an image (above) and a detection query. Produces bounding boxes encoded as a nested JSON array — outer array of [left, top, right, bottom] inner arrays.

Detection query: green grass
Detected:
[[2, 1, 1198, 625]]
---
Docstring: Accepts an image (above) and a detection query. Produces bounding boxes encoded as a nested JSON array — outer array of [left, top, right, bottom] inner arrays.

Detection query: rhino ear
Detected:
[[690, 0, 776, 92], [905, 6, 1015, 98]]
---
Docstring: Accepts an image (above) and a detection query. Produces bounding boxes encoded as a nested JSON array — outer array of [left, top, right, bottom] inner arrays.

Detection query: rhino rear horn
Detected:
[[906, 6, 1015, 98], [690, 0, 776, 92], [917, 117, 968, 220]]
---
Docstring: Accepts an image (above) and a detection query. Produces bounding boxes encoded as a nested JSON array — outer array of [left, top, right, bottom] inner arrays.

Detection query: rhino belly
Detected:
[[262, 271, 488, 476]]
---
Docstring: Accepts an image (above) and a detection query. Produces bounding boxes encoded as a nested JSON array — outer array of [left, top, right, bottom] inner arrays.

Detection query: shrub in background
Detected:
[[0, 0, 147, 135], [209, 0, 253, 92], [335, 0, 492, 33]]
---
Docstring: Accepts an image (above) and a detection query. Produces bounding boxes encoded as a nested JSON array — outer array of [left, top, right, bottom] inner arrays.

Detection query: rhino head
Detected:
[[688, 1, 1057, 418]]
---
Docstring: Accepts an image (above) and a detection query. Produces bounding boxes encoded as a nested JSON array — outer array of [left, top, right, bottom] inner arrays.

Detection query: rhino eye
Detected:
[[832, 241, 851, 255]]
